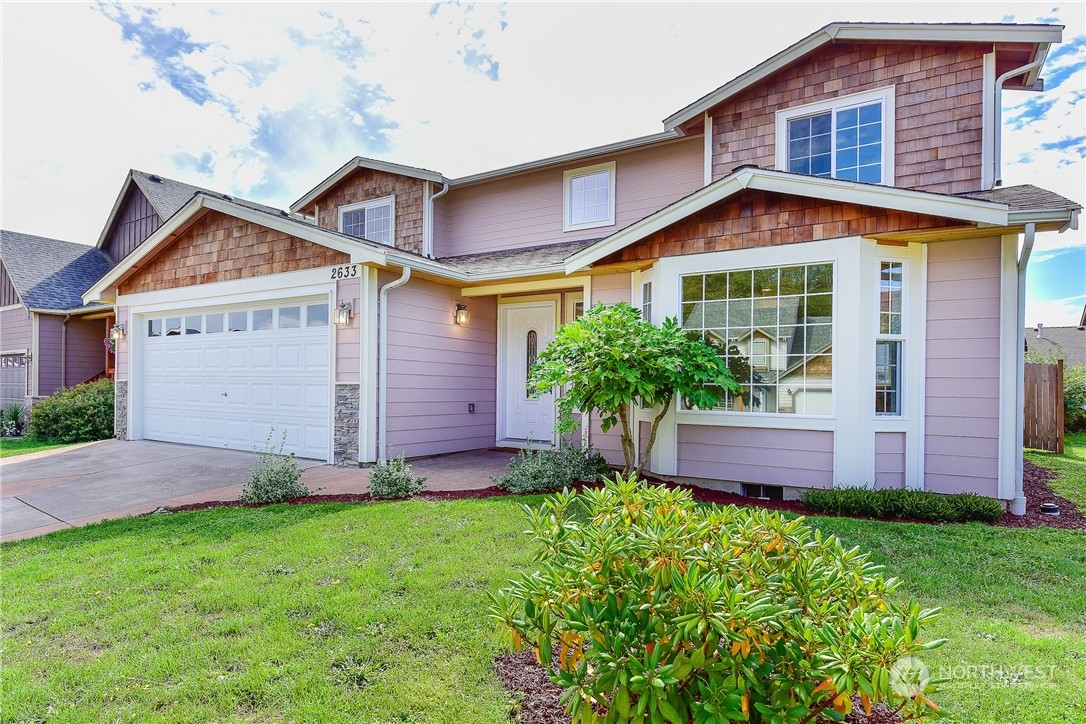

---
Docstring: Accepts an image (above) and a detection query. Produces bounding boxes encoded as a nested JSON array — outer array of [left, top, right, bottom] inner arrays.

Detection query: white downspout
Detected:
[[424, 182, 450, 259], [993, 57, 1046, 187], [1012, 222, 1036, 515], [378, 267, 411, 462]]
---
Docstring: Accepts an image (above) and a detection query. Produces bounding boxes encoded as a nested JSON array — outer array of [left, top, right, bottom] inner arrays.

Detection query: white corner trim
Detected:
[[981, 52, 997, 190], [83, 195, 388, 305], [563, 168, 1009, 273], [773, 86, 896, 185], [563, 161, 617, 233], [703, 113, 714, 186], [998, 234, 1020, 501]]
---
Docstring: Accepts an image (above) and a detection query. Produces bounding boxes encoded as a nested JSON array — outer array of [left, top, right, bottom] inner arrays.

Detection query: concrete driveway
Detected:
[[1, 440, 516, 542], [0, 439, 326, 542]]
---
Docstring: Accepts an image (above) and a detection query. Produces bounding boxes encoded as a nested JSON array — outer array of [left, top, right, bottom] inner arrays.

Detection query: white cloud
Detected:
[[1025, 294, 1085, 327]]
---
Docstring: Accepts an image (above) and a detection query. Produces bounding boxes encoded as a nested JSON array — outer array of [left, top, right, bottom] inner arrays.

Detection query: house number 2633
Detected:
[[330, 264, 358, 279]]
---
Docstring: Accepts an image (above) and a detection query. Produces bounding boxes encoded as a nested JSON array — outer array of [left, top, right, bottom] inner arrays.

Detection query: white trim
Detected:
[[339, 195, 396, 246], [116, 268, 344, 313], [0, 348, 30, 356], [290, 157, 446, 213], [911, 242, 927, 490], [998, 233, 1021, 501], [0, 303, 23, 313], [563, 161, 617, 233], [981, 52, 997, 190], [453, 131, 683, 187], [663, 23, 1063, 129], [703, 113, 713, 185], [359, 267, 379, 463], [565, 167, 1008, 273], [83, 195, 388, 304], [774, 86, 896, 185]]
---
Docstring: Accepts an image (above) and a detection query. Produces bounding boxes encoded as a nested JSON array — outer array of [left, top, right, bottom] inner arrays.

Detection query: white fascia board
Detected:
[[1007, 209, 1077, 226], [450, 130, 685, 187], [664, 23, 1063, 130], [94, 172, 138, 249], [28, 305, 112, 315], [564, 169, 1009, 273], [84, 195, 388, 304], [290, 157, 448, 213]]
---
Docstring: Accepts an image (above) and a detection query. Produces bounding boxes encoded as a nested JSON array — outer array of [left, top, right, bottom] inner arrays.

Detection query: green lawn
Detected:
[[2, 496, 1084, 723], [1025, 431, 1086, 510], [0, 436, 73, 458]]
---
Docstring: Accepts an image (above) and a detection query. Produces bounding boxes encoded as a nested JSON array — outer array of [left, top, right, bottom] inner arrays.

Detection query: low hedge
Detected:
[[801, 485, 1004, 523], [30, 379, 114, 444]]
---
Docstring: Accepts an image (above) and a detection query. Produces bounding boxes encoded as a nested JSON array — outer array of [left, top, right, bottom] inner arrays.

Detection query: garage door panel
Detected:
[[141, 298, 331, 460]]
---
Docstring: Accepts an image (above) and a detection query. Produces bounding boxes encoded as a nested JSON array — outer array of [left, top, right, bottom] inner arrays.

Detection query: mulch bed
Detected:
[[153, 463, 1081, 530], [493, 650, 904, 724]]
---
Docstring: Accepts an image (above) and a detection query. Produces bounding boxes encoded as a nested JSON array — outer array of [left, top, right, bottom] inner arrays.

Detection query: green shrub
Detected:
[[368, 450, 427, 499], [2, 403, 24, 437], [29, 379, 114, 443], [491, 443, 610, 494], [239, 431, 307, 504], [489, 475, 945, 723], [801, 486, 1003, 523], [1065, 363, 1086, 433]]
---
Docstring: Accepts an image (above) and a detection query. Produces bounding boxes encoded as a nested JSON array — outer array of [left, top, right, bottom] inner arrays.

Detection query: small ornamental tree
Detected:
[[530, 302, 738, 477]]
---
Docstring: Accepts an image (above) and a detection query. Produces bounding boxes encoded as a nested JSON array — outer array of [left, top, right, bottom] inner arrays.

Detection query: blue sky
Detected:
[[2, 2, 1083, 325]]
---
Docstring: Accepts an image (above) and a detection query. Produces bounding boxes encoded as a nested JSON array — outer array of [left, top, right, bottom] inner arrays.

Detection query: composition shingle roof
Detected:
[[1, 230, 113, 311], [959, 184, 1082, 212], [437, 239, 600, 275], [1025, 325, 1086, 367], [131, 170, 288, 222]]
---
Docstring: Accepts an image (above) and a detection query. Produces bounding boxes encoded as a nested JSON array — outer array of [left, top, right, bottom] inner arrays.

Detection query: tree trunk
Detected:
[[616, 402, 636, 477], [635, 396, 672, 478]]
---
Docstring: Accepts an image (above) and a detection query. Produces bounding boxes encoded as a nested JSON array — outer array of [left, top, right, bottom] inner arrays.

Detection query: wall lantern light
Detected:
[[109, 322, 126, 341], [334, 301, 353, 326], [454, 303, 470, 326]]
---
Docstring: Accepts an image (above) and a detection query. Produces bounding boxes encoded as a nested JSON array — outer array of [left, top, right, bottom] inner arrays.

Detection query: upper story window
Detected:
[[775, 86, 895, 185], [563, 161, 616, 232], [339, 196, 395, 245]]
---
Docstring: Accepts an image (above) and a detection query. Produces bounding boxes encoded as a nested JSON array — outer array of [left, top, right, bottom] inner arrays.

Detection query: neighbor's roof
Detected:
[[1025, 325, 1086, 367], [97, 170, 292, 249], [1, 230, 114, 311], [664, 22, 1062, 130]]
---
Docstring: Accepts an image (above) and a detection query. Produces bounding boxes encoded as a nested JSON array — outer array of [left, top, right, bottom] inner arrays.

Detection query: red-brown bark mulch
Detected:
[[999, 460, 1086, 530]]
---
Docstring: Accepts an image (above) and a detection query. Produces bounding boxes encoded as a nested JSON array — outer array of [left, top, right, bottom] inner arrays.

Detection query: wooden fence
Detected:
[[1024, 360, 1064, 453]]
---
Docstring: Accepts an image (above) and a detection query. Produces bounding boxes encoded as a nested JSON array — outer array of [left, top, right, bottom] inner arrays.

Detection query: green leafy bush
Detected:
[[492, 443, 611, 494], [368, 450, 427, 499], [801, 486, 1003, 523], [1065, 363, 1086, 432], [239, 431, 307, 504], [489, 475, 945, 723], [29, 379, 114, 443]]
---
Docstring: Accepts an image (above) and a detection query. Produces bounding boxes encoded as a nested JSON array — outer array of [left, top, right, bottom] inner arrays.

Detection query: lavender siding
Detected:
[[384, 277, 497, 458], [65, 316, 107, 387], [1, 306, 32, 353], [441, 138, 703, 257], [103, 186, 161, 263], [335, 278, 361, 383], [0, 260, 19, 307], [924, 237, 1001, 497], [36, 314, 63, 396], [874, 432, 906, 489], [676, 425, 834, 488]]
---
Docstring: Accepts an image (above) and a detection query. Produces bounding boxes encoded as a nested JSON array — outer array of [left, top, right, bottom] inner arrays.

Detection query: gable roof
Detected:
[[664, 22, 1063, 130], [97, 170, 292, 249], [563, 166, 1012, 273], [290, 157, 448, 214], [1, 230, 113, 311]]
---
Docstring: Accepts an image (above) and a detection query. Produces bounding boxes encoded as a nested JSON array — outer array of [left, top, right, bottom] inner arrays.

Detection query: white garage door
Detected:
[[141, 298, 331, 460]]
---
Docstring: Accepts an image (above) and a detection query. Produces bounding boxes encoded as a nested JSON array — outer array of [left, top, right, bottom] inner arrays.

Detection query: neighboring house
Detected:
[[0, 231, 115, 409], [81, 22, 1081, 515], [1025, 319, 1086, 367]]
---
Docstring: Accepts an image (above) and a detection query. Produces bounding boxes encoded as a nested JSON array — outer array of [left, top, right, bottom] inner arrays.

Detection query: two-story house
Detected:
[[81, 22, 1081, 514]]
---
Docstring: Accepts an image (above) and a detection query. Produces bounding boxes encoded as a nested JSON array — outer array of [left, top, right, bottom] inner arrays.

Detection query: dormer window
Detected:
[[563, 161, 616, 232], [339, 196, 395, 245], [775, 86, 895, 185]]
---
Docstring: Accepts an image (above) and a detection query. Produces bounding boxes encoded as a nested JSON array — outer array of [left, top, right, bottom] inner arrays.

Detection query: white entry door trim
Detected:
[[497, 299, 559, 447]]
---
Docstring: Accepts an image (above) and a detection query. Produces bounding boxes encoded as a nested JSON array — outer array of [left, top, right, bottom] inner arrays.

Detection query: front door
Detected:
[[499, 301, 556, 445]]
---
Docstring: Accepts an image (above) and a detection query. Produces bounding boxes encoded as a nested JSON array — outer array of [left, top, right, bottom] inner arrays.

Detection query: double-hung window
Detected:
[[339, 196, 395, 245], [563, 161, 616, 232], [776, 87, 895, 185], [875, 260, 904, 416]]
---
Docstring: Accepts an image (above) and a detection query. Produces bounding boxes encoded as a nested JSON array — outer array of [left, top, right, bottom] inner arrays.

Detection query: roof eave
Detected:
[[289, 158, 448, 214]]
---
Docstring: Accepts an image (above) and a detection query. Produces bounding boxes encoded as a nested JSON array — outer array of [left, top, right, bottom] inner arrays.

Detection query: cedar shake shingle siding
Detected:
[[301, 168, 425, 255], [601, 190, 960, 264], [119, 211, 347, 295], [708, 42, 986, 194]]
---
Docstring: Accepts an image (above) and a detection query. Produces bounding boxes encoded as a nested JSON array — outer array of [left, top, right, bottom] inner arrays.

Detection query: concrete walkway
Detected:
[[1, 439, 515, 542]]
